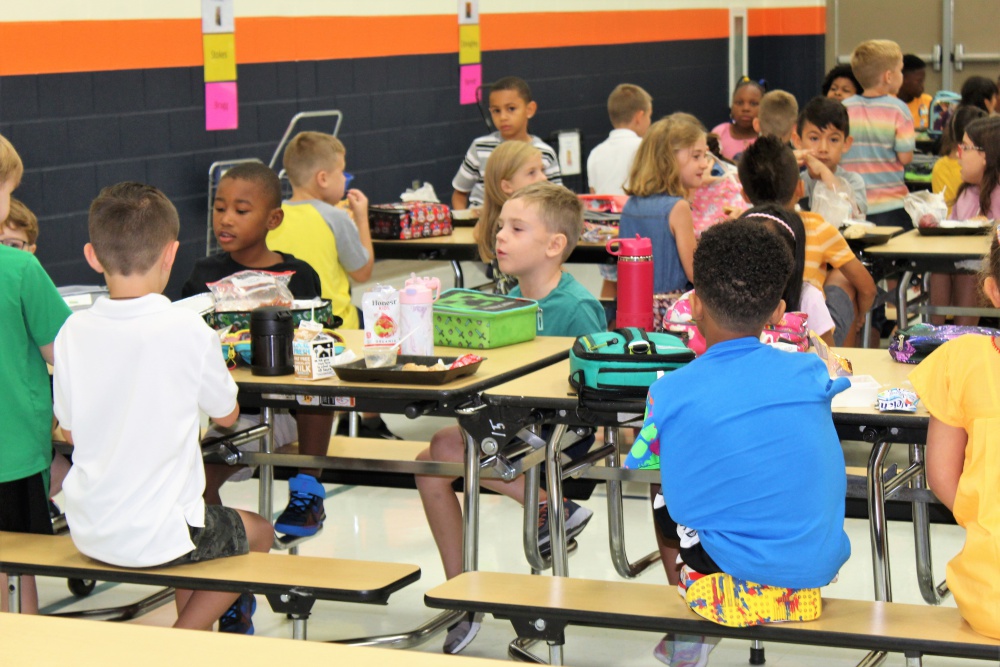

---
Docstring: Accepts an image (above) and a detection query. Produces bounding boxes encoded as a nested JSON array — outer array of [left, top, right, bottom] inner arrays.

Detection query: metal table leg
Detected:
[[451, 260, 464, 289], [868, 435, 894, 602], [896, 270, 913, 330], [543, 424, 570, 577], [461, 427, 481, 573], [910, 444, 945, 605], [7, 574, 20, 613], [604, 427, 661, 578]]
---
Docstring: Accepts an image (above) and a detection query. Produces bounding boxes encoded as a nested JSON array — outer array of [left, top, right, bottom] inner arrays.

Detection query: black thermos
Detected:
[[250, 306, 294, 376]]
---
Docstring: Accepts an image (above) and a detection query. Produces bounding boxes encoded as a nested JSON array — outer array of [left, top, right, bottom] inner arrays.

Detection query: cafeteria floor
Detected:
[[35, 262, 977, 666]]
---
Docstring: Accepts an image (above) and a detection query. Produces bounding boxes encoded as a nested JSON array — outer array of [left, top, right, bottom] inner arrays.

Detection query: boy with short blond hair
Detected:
[[53, 182, 274, 633], [754, 90, 799, 142], [1, 197, 39, 251], [588, 83, 653, 195], [843, 39, 915, 228], [416, 182, 604, 655], [452, 76, 562, 209], [268, 130, 373, 330], [0, 135, 72, 615]]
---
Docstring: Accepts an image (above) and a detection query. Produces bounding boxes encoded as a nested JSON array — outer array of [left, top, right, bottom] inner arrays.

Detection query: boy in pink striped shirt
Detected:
[[841, 40, 915, 228]]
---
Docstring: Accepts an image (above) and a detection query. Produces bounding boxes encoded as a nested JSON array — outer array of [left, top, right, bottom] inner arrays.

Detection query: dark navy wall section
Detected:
[[749, 35, 826, 109], [0, 37, 735, 297]]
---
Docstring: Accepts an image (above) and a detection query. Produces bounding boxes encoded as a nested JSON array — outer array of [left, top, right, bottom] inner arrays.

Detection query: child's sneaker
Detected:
[[218, 592, 256, 634], [653, 634, 719, 666], [685, 572, 822, 628], [274, 473, 326, 537], [443, 611, 482, 654], [537, 499, 593, 557]]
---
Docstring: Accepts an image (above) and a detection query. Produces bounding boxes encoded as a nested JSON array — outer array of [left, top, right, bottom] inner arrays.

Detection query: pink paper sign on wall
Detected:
[[205, 82, 239, 130], [459, 64, 482, 105]]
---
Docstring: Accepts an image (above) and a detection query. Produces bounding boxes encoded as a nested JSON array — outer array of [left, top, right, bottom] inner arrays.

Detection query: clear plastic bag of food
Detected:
[[813, 180, 855, 229], [208, 270, 295, 312], [903, 190, 948, 228]]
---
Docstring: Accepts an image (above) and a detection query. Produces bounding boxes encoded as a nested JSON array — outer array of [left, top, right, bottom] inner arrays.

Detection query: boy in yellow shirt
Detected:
[[268, 131, 373, 329]]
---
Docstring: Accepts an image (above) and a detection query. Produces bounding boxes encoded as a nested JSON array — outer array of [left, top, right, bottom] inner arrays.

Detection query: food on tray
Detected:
[[841, 224, 867, 239], [402, 360, 448, 372]]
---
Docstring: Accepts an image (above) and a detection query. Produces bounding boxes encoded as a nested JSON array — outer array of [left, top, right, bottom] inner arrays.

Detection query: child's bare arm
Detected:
[[346, 189, 375, 283], [839, 258, 877, 331], [925, 416, 967, 511], [39, 342, 54, 365], [896, 150, 914, 166], [213, 405, 240, 429], [452, 190, 470, 210], [668, 200, 697, 282], [797, 151, 838, 190]]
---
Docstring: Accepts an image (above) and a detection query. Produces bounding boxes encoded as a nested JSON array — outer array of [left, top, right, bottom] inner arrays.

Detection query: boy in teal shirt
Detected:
[[417, 183, 604, 654]]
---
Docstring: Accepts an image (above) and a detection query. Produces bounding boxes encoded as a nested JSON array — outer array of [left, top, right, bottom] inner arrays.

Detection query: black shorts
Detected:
[[162, 505, 249, 566], [0, 473, 53, 536], [652, 488, 721, 576]]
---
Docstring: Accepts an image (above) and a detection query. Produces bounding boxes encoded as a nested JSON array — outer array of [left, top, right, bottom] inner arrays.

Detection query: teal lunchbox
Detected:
[[433, 289, 538, 349], [569, 327, 694, 399]]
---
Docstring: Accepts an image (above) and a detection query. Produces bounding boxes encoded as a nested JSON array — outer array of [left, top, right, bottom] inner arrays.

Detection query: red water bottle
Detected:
[[607, 235, 654, 331]]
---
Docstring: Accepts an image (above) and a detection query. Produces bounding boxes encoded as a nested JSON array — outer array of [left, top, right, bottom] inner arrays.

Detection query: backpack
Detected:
[[569, 327, 695, 401]]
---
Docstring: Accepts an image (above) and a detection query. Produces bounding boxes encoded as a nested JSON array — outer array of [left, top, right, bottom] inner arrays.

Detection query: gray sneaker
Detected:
[[538, 499, 594, 557], [443, 612, 483, 654]]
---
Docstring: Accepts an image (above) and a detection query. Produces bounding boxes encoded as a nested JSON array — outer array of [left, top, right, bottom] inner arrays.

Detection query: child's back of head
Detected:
[[478, 140, 545, 262], [737, 135, 800, 206], [757, 90, 799, 141], [507, 181, 583, 262], [738, 204, 806, 311], [89, 182, 179, 277], [960, 76, 999, 114], [283, 131, 346, 189], [607, 83, 652, 129], [850, 39, 903, 92], [626, 112, 706, 198], [694, 219, 794, 335]]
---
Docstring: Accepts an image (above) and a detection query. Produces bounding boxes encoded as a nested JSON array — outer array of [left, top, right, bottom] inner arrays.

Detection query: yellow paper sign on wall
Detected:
[[459, 24, 480, 65], [203, 33, 236, 83]]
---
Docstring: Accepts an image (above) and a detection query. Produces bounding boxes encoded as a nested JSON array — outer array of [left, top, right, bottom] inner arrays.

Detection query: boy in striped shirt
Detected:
[[841, 40, 915, 229]]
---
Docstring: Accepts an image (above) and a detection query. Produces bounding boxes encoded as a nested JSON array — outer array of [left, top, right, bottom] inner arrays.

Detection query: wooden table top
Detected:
[[372, 227, 610, 264], [1, 613, 515, 666], [864, 229, 990, 260], [233, 330, 574, 400], [482, 346, 927, 424]]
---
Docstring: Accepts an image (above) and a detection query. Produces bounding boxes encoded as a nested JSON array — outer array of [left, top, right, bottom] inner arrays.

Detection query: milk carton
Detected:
[[362, 284, 400, 346], [293, 320, 337, 380]]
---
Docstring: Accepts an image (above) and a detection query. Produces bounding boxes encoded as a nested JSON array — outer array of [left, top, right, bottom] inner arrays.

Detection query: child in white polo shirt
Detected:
[[53, 182, 274, 633]]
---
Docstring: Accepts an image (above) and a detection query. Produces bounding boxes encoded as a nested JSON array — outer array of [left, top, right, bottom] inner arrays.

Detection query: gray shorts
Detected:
[[163, 505, 249, 566], [824, 284, 853, 347]]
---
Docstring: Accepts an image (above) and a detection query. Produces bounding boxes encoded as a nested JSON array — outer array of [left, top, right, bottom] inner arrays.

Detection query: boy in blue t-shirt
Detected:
[[416, 183, 605, 654], [626, 220, 851, 665]]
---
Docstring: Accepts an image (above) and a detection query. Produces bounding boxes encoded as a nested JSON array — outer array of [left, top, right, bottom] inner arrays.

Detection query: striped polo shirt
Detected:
[[841, 95, 915, 215]]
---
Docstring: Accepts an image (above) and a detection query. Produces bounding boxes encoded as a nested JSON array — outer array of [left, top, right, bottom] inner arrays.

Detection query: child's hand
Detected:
[[799, 151, 829, 180], [345, 189, 369, 225]]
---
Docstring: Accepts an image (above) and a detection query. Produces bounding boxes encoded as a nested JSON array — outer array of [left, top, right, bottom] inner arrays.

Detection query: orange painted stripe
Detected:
[[480, 10, 730, 50], [235, 15, 455, 64], [0, 19, 202, 76], [0, 8, 822, 77], [747, 6, 826, 37]]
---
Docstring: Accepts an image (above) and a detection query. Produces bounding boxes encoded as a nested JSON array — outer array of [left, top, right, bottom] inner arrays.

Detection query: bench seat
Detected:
[[425, 571, 1000, 662], [1, 531, 420, 638]]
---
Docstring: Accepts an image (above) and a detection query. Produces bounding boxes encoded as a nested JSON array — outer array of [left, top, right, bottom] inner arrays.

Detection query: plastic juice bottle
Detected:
[[400, 273, 441, 356]]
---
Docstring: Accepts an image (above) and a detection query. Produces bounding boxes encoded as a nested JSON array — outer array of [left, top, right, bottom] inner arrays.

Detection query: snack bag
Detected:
[[663, 290, 706, 356], [208, 270, 295, 311], [362, 284, 400, 346], [812, 180, 855, 228]]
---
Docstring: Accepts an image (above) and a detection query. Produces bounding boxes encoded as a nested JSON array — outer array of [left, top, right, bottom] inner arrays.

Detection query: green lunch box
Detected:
[[433, 289, 538, 349]]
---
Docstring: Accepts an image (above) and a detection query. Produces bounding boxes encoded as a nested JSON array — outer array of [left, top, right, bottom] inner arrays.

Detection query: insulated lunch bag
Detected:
[[569, 327, 695, 399]]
